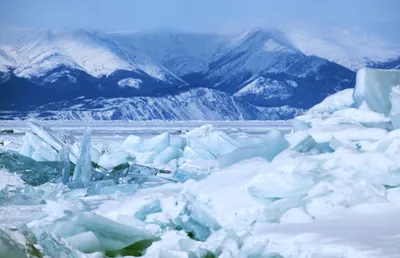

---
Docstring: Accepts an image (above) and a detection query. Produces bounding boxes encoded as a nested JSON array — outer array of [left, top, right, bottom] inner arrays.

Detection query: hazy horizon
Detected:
[[0, 0, 399, 34]]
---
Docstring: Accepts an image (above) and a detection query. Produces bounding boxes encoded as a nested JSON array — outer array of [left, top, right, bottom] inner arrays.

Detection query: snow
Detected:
[[12, 88, 303, 121], [5, 28, 180, 82], [263, 38, 295, 53], [234, 77, 292, 100], [117, 78, 142, 89], [306, 88, 355, 119]]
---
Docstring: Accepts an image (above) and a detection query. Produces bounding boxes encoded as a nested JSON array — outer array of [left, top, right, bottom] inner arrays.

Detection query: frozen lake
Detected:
[[0, 120, 293, 146], [1, 118, 400, 257]]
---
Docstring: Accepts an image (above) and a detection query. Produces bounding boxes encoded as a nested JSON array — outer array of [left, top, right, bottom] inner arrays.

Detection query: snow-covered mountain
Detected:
[[0, 25, 398, 120], [1, 88, 303, 121], [0, 49, 14, 72], [108, 29, 355, 108], [275, 21, 400, 71], [200, 29, 355, 108], [373, 57, 400, 70], [108, 31, 226, 76], [10, 28, 183, 82]]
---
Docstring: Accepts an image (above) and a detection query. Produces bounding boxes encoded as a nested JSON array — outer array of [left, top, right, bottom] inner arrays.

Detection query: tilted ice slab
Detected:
[[353, 68, 400, 116], [21, 120, 102, 164], [218, 129, 288, 168]]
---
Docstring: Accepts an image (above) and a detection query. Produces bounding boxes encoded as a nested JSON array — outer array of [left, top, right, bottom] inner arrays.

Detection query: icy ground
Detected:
[[0, 120, 292, 153], [1, 68, 400, 257]]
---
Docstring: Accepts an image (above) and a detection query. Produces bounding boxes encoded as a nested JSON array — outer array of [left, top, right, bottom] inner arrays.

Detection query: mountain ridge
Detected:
[[0, 25, 398, 120]]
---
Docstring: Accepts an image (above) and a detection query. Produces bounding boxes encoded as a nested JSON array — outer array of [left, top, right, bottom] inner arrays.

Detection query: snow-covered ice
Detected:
[[2, 68, 400, 257]]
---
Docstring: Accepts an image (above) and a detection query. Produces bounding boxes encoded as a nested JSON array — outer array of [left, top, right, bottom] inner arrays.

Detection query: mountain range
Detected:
[[0, 25, 399, 120]]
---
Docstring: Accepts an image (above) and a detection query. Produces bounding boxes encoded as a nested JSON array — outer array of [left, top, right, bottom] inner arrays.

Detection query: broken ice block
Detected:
[[39, 231, 85, 257], [185, 138, 216, 160], [153, 146, 182, 165], [196, 131, 240, 157], [218, 130, 288, 168], [0, 185, 45, 206], [170, 135, 187, 150], [390, 85, 400, 129], [0, 228, 45, 258], [0, 150, 61, 186], [142, 132, 170, 153], [74, 212, 158, 251], [186, 124, 214, 137], [25, 132, 58, 161], [353, 68, 400, 115], [84, 179, 116, 196], [329, 137, 344, 150], [60, 147, 70, 185], [64, 231, 101, 253], [128, 164, 160, 176], [159, 196, 220, 241], [72, 127, 92, 183], [122, 132, 181, 163], [293, 135, 317, 153], [25, 120, 102, 164], [122, 135, 143, 150], [98, 150, 134, 169], [331, 105, 394, 130], [292, 117, 312, 132]]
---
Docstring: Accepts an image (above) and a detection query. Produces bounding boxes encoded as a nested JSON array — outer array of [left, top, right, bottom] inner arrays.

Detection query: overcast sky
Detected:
[[0, 0, 399, 33]]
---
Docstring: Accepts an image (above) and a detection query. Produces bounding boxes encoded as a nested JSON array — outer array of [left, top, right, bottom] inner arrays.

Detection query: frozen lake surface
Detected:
[[1, 117, 400, 257], [0, 120, 292, 147]]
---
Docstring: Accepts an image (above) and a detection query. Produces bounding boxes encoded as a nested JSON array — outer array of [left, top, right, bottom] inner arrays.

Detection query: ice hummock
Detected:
[[3, 69, 400, 257]]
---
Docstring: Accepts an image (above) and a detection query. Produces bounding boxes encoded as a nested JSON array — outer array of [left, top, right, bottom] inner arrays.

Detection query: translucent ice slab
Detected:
[[0, 150, 61, 186], [218, 130, 288, 168], [23, 120, 102, 164], [353, 68, 400, 115]]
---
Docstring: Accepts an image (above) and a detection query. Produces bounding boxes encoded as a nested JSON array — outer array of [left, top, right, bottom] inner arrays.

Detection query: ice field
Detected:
[[1, 68, 400, 257]]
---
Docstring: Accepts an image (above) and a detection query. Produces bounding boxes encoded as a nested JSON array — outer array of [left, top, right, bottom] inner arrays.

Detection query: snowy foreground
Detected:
[[1, 68, 400, 257]]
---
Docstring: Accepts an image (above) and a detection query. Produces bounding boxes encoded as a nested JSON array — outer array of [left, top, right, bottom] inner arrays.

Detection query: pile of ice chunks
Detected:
[[4, 68, 400, 257], [0, 150, 62, 186], [121, 124, 290, 171]]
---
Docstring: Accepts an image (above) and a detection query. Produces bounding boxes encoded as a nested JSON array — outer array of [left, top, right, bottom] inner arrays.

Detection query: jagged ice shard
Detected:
[[60, 146, 70, 185], [72, 127, 92, 182], [21, 120, 102, 164]]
